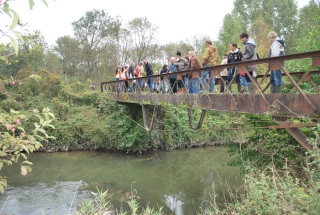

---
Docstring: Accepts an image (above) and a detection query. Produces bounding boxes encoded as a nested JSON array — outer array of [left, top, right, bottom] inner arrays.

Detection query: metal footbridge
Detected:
[[101, 51, 320, 150]]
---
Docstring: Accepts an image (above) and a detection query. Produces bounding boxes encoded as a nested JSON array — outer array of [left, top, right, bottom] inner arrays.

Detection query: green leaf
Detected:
[[20, 144, 30, 153], [28, 0, 35, 10], [0, 180, 7, 187], [0, 184, 4, 194], [9, 9, 20, 30], [0, 151, 7, 157], [41, 0, 48, 7], [21, 153, 27, 160], [3, 3, 11, 18], [7, 35, 19, 56], [26, 166, 32, 172], [0, 161, 3, 171], [22, 160, 33, 165]]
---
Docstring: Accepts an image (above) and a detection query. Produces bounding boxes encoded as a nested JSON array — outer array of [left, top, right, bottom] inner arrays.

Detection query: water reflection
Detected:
[[0, 147, 241, 215], [165, 192, 185, 215]]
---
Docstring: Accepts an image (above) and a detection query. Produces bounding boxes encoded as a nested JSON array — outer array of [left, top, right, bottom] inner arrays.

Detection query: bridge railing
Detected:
[[101, 51, 320, 97]]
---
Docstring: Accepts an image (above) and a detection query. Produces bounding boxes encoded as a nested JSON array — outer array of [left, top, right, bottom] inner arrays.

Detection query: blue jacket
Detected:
[[168, 63, 177, 79]]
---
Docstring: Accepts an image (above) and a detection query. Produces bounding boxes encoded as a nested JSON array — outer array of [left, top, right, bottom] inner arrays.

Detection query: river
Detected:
[[0, 147, 241, 215]]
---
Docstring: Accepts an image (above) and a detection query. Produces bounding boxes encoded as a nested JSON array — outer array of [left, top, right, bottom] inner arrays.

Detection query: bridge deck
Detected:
[[110, 93, 320, 118]]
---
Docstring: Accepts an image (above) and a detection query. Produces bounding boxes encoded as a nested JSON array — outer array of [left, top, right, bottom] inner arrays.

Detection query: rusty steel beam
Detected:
[[110, 93, 320, 118], [285, 128, 313, 150], [268, 122, 319, 129]]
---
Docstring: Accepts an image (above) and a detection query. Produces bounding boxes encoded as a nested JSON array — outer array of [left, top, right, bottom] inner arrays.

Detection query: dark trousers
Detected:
[[220, 76, 228, 93], [245, 71, 254, 82], [124, 81, 129, 92], [169, 78, 178, 93]]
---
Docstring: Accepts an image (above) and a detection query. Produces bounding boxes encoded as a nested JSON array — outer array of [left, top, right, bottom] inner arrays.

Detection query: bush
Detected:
[[0, 99, 21, 112]]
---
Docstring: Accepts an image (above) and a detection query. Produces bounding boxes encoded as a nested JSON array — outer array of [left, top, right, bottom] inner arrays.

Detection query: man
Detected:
[[227, 43, 243, 93], [175, 51, 189, 94], [128, 62, 135, 92], [168, 57, 178, 93], [201, 40, 219, 93], [143, 59, 154, 93], [188, 51, 201, 94], [128, 62, 135, 79], [240, 33, 258, 93], [220, 54, 228, 93], [268, 31, 285, 93]]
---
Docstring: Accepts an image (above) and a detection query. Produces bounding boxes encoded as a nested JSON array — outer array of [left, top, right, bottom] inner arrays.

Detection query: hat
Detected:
[[176, 51, 182, 56]]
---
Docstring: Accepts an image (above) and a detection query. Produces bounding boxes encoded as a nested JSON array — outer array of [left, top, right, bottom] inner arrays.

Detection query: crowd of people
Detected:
[[115, 31, 285, 94]]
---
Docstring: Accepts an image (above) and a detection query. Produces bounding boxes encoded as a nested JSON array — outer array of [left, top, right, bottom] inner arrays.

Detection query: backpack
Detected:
[[134, 68, 139, 77]]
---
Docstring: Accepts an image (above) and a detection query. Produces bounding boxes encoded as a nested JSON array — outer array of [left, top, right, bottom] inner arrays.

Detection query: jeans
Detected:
[[201, 64, 215, 93], [184, 76, 189, 88], [191, 78, 200, 94], [147, 77, 153, 90], [138, 79, 144, 88], [270, 70, 282, 86], [117, 81, 122, 92], [227, 68, 240, 84], [162, 81, 167, 94], [241, 76, 248, 87], [153, 82, 158, 91]]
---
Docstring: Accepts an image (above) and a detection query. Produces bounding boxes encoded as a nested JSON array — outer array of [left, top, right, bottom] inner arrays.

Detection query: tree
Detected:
[[161, 41, 194, 63], [296, 0, 320, 37], [126, 17, 159, 63], [0, 30, 49, 77], [71, 9, 121, 79], [55, 36, 82, 78], [232, 0, 298, 53], [186, 34, 212, 57], [217, 14, 246, 56]]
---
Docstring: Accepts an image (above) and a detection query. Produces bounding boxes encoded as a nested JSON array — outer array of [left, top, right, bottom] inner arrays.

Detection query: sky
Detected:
[[2, 0, 312, 46]]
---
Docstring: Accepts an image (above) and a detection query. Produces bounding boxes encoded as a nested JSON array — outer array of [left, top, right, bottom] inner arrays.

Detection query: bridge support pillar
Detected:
[[188, 109, 207, 130], [141, 105, 158, 132]]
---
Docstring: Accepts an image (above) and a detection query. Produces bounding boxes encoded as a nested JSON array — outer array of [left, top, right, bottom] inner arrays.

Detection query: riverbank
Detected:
[[0, 71, 251, 153]]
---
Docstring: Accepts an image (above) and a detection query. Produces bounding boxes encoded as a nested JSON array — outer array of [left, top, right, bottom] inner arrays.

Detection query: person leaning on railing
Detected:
[[220, 54, 228, 93], [240, 32, 258, 93], [143, 59, 154, 93], [137, 62, 145, 91], [268, 31, 285, 94], [187, 51, 201, 94], [227, 43, 243, 93], [168, 57, 178, 94]]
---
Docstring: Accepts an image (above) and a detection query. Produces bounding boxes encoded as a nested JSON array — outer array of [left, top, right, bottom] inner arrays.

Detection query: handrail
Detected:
[[101, 50, 320, 85]]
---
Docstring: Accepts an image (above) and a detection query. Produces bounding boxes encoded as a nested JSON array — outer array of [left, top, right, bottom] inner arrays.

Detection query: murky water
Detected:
[[0, 147, 241, 215]]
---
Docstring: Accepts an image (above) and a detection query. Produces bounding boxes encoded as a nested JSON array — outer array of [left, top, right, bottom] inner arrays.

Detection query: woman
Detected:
[[138, 62, 145, 91], [160, 64, 168, 94]]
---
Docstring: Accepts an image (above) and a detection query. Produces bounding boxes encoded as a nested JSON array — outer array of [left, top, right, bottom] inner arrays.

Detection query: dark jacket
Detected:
[[160, 67, 168, 80], [145, 62, 153, 76], [128, 65, 135, 79]]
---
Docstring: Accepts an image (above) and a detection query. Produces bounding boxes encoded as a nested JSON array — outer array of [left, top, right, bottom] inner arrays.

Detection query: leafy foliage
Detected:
[[0, 108, 55, 193], [202, 126, 320, 215]]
